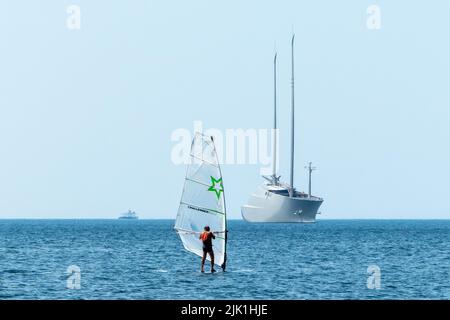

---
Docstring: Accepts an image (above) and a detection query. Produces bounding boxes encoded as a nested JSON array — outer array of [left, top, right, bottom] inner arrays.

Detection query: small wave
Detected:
[[154, 269, 168, 273]]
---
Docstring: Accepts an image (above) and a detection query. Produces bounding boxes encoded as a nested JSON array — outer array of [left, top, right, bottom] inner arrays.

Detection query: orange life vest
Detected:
[[200, 232, 210, 242]]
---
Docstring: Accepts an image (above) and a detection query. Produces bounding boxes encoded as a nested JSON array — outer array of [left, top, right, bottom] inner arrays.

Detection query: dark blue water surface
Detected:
[[1, 220, 450, 299]]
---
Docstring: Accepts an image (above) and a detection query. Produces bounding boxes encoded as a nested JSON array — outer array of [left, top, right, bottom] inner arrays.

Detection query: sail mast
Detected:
[[272, 53, 277, 181], [289, 34, 295, 196], [215, 135, 228, 271]]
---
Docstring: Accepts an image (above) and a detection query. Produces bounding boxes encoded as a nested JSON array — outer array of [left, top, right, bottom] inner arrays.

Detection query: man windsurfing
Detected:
[[199, 226, 216, 273]]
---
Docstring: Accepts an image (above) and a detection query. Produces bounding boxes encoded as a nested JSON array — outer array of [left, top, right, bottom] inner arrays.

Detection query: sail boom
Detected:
[[175, 228, 226, 240]]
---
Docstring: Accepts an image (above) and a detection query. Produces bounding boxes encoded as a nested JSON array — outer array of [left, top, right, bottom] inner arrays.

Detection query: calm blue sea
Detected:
[[1, 220, 450, 300]]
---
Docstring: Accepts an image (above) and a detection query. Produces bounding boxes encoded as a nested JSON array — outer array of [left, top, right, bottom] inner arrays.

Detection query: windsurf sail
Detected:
[[174, 132, 228, 271]]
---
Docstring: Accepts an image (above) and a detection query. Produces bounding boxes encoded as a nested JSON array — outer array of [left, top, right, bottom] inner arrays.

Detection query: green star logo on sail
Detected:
[[208, 176, 223, 200]]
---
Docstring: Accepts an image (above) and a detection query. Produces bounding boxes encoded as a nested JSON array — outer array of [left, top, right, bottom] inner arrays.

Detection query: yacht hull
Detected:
[[241, 185, 323, 223]]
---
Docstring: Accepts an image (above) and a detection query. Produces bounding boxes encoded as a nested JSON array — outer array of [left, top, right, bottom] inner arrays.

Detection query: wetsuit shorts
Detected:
[[203, 245, 213, 253]]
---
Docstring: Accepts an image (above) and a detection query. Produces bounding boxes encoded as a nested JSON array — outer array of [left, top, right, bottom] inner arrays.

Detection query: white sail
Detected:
[[174, 132, 227, 270]]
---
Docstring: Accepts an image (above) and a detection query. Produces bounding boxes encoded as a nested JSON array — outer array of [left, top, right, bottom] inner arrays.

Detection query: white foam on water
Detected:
[[232, 269, 254, 273]]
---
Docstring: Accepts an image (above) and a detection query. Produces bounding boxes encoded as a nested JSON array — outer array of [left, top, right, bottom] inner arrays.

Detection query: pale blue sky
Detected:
[[1, 1, 449, 219]]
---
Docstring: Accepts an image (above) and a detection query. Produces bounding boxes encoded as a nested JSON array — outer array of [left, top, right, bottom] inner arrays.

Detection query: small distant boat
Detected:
[[118, 210, 138, 220]]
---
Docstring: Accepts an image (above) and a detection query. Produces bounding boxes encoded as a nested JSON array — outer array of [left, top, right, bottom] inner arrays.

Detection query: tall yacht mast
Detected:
[[272, 53, 278, 182], [289, 34, 295, 196]]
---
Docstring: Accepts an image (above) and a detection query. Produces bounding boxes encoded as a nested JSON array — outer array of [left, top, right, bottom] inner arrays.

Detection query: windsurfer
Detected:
[[199, 226, 216, 273]]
